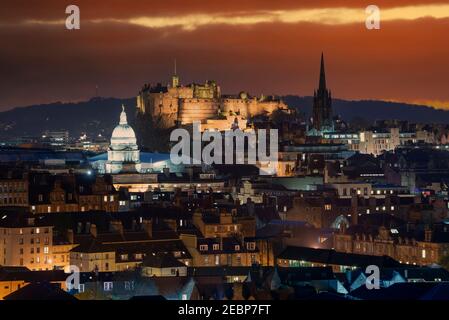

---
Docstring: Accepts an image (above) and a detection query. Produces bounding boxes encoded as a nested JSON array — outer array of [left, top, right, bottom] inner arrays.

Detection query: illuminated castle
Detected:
[[136, 68, 289, 129]]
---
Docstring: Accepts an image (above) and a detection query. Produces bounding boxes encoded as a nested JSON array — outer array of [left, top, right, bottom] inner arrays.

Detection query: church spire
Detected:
[[319, 52, 326, 92]]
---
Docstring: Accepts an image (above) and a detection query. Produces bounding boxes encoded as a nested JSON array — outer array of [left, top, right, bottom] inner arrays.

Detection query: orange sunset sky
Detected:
[[0, 0, 448, 111]]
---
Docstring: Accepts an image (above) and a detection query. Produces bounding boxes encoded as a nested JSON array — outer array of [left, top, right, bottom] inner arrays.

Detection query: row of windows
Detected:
[[0, 183, 26, 192], [18, 237, 50, 245], [19, 255, 51, 265], [0, 197, 27, 204]]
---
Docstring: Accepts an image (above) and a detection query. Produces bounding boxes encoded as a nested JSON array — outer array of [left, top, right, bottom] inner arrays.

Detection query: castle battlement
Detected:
[[136, 74, 288, 129]]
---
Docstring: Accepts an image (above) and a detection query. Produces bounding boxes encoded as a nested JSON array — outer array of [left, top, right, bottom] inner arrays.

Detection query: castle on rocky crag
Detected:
[[136, 70, 289, 129]]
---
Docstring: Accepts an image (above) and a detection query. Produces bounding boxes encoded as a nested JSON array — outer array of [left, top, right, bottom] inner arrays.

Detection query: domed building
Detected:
[[105, 105, 141, 174]]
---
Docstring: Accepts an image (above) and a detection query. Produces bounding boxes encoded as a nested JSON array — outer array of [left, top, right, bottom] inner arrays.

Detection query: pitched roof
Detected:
[[278, 246, 401, 268], [4, 282, 77, 301]]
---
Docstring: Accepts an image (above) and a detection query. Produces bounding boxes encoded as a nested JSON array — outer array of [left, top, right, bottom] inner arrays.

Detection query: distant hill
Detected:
[[283, 95, 449, 124], [0, 97, 136, 139], [1, 96, 448, 140]]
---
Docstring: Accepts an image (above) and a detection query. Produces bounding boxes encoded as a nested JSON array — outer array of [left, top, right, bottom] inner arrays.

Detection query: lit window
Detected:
[[36, 228, 40, 234], [110, 195, 114, 202], [103, 196, 108, 202], [422, 249, 426, 259], [391, 206, 395, 211], [324, 204, 332, 211], [119, 201, 126, 206], [44, 246, 49, 254], [104, 282, 113, 291]]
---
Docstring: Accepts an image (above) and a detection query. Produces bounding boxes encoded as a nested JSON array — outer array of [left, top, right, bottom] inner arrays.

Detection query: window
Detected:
[[119, 201, 126, 206], [125, 281, 134, 290], [212, 244, 220, 250], [324, 204, 331, 211], [110, 195, 114, 202], [38, 194, 43, 202], [422, 249, 426, 259], [135, 253, 143, 260], [35, 228, 40, 234], [78, 284, 85, 293], [234, 245, 240, 251], [247, 242, 256, 250], [215, 255, 220, 265], [19, 248, 23, 255], [103, 196, 108, 202], [43, 246, 49, 254], [103, 282, 113, 291], [199, 244, 208, 251], [19, 238, 23, 245], [120, 254, 128, 261], [36, 247, 40, 254]]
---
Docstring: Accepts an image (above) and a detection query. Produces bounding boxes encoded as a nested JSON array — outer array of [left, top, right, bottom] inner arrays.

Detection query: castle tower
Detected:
[[172, 58, 179, 88], [312, 53, 333, 132]]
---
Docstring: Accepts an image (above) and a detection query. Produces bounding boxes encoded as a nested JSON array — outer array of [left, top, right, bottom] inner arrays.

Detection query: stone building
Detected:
[[136, 74, 289, 129], [334, 224, 449, 266], [0, 169, 28, 207]]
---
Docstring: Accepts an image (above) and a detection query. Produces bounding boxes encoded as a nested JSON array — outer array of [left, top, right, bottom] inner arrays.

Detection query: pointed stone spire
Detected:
[[119, 104, 128, 125], [318, 52, 327, 92]]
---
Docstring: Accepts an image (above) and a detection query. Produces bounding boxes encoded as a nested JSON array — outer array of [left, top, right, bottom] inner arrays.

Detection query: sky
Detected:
[[0, 0, 449, 111]]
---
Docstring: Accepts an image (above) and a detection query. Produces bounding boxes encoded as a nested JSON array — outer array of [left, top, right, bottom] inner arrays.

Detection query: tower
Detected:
[[172, 58, 179, 88], [312, 53, 333, 132]]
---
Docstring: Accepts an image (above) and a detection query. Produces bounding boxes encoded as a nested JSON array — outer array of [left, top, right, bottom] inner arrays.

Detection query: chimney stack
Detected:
[[67, 229, 74, 243], [109, 220, 124, 235], [142, 219, 152, 238], [351, 195, 358, 226], [90, 224, 98, 238]]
